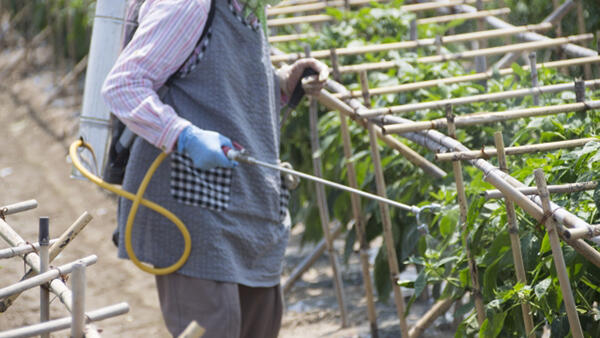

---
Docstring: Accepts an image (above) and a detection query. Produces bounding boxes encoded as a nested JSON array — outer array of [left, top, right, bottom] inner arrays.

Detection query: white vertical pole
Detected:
[[71, 263, 86, 338], [76, 0, 127, 179]]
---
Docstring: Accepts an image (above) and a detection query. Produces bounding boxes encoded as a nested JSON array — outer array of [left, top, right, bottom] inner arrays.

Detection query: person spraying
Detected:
[[100, 0, 328, 336]]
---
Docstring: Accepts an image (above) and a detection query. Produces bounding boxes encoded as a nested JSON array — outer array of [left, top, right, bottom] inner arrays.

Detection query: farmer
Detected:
[[101, 0, 328, 336]]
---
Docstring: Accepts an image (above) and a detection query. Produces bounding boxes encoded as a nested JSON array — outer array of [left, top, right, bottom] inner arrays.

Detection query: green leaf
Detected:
[[414, 270, 427, 299], [540, 232, 551, 255], [534, 277, 552, 300], [479, 311, 507, 338]]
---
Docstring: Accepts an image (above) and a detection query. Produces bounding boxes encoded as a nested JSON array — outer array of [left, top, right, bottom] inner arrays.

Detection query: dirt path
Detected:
[[0, 61, 453, 337]]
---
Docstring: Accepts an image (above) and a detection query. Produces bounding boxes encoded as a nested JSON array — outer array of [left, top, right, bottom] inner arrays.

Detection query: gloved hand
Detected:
[[276, 58, 329, 98], [177, 125, 237, 170]]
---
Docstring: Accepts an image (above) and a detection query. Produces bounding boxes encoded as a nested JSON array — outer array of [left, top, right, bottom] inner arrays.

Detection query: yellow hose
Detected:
[[69, 139, 192, 275]]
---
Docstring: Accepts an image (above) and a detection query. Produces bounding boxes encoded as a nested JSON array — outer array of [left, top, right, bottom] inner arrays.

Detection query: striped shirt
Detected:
[[102, 0, 259, 153]]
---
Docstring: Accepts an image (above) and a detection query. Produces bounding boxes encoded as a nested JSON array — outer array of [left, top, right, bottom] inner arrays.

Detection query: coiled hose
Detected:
[[69, 139, 191, 275]]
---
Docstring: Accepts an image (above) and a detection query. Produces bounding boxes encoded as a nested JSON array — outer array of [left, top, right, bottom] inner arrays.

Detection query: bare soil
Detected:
[[0, 44, 453, 337]]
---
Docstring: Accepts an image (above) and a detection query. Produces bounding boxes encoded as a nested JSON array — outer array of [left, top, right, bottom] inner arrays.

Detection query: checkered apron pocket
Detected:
[[170, 152, 232, 211]]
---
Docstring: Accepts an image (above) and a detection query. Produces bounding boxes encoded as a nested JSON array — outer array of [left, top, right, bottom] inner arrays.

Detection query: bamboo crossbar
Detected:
[[417, 7, 510, 25], [0, 302, 130, 338], [268, 8, 510, 43], [0, 256, 97, 299], [360, 79, 600, 118], [267, 6, 508, 27], [268, 0, 488, 17], [268, 33, 314, 43], [334, 55, 600, 99], [382, 101, 600, 134], [484, 181, 598, 199], [267, 0, 385, 16], [336, 34, 593, 74], [267, 14, 332, 27], [0, 200, 38, 217], [0, 239, 59, 259], [436, 137, 599, 161], [271, 23, 552, 63]]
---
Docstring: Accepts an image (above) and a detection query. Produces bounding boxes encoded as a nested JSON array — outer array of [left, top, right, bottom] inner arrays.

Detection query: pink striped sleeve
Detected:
[[102, 0, 210, 152]]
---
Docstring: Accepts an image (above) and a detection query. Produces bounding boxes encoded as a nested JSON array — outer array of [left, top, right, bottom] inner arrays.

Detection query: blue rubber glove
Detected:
[[177, 125, 237, 170]]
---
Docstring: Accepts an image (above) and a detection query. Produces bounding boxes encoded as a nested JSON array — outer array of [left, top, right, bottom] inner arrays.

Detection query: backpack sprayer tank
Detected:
[[73, 0, 128, 180]]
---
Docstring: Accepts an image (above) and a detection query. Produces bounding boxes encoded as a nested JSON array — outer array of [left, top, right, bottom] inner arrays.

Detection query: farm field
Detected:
[[2, 0, 600, 337]]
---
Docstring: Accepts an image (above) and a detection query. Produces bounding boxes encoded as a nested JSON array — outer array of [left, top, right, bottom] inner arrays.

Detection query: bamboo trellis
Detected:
[[0, 201, 130, 337], [268, 0, 600, 336]]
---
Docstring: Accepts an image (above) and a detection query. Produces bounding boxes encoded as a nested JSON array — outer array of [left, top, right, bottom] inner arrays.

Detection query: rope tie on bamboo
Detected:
[[538, 208, 560, 233], [0, 207, 7, 221], [479, 146, 491, 160]]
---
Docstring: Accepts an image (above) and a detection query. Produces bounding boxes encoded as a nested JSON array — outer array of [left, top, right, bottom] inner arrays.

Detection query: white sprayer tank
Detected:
[[74, 0, 127, 179]]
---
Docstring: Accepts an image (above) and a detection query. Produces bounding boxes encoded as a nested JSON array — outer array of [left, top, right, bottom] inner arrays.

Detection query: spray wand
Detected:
[[223, 144, 441, 216]]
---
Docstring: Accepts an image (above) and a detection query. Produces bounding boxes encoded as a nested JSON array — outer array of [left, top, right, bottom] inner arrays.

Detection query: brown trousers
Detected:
[[155, 274, 283, 338]]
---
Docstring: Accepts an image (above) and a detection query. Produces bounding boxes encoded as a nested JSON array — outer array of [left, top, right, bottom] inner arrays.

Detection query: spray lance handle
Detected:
[[222, 142, 246, 162]]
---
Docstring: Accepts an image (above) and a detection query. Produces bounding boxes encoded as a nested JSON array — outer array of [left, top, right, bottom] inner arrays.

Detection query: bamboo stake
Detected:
[[340, 113, 379, 337], [575, 0, 592, 79], [0, 239, 59, 259], [408, 297, 455, 338], [306, 45, 349, 329], [366, 119, 409, 337], [336, 34, 593, 74], [334, 55, 600, 99], [575, 79, 585, 103], [436, 137, 598, 161], [359, 79, 600, 118], [178, 321, 206, 338], [39, 217, 50, 338], [484, 181, 598, 200], [494, 132, 534, 337], [71, 263, 86, 338], [529, 52, 540, 106], [534, 169, 584, 338], [383, 101, 600, 135], [0, 303, 130, 338], [362, 72, 407, 334], [319, 83, 600, 263], [0, 212, 93, 312], [0, 255, 98, 299], [340, 71, 379, 337], [0, 199, 38, 217], [283, 221, 345, 293], [446, 105, 485, 326]]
